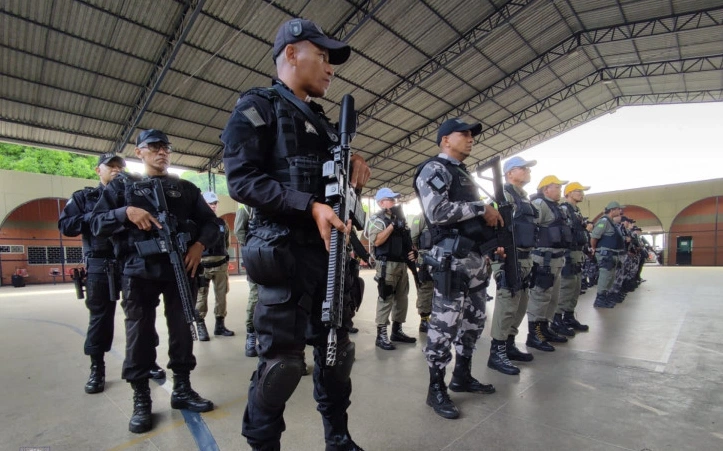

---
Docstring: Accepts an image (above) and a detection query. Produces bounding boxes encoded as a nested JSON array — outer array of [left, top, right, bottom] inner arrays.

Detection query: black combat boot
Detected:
[[149, 362, 166, 379], [608, 291, 624, 303], [594, 291, 615, 308], [85, 354, 105, 394], [426, 367, 459, 419], [214, 316, 235, 336], [325, 434, 365, 451], [551, 313, 575, 337], [245, 327, 258, 357], [562, 311, 589, 332], [129, 379, 152, 433], [196, 317, 210, 341], [375, 325, 396, 350], [390, 321, 416, 343], [449, 354, 496, 394], [419, 313, 430, 333], [506, 335, 534, 361], [526, 321, 555, 352], [540, 320, 568, 343], [170, 373, 214, 412], [250, 442, 281, 451], [487, 339, 520, 375]]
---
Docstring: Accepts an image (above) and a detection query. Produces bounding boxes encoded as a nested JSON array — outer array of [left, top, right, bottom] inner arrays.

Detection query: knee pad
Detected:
[[254, 355, 304, 409]]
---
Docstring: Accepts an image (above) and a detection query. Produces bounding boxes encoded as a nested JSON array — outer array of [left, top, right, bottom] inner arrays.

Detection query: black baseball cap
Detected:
[[436, 118, 482, 145], [97, 153, 125, 167], [272, 19, 351, 65], [136, 129, 170, 148]]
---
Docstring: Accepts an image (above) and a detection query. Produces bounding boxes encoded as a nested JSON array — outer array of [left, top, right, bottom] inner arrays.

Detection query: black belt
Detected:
[[597, 249, 624, 256], [531, 250, 565, 259], [85, 257, 116, 274], [201, 256, 229, 268]]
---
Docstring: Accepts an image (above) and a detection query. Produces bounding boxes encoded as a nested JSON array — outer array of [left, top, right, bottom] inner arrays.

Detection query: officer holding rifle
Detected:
[[91, 129, 219, 434]]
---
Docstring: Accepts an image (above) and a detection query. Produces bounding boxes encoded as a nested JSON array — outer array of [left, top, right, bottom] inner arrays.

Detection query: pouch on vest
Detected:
[[242, 223, 294, 286], [287, 156, 324, 194], [514, 221, 538, 248]]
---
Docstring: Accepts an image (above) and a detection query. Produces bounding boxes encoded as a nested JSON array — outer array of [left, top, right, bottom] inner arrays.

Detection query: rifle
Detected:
[[476, 156, 521, 294], [389, 205, 421, 288], [71, 267, 87, 299], [131, 177, 200, 341], [322, 94, 365, 367]]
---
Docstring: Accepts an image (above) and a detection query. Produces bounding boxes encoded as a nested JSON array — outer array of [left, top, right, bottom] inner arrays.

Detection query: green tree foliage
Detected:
[[180, 171, 229, 196], [0, 142, 98, 179]]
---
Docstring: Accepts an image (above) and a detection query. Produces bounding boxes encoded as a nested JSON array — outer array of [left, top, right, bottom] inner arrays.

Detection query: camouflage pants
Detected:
[[490, 256, 533, 340], [558, 250, 584, 314], [611, 254, 627, 293], [527, 254, 564, 322], [245, 278, 259, 331], [425, 250, 489, 370], [582, 255, 599, 287], [196, 262, 229, 319]]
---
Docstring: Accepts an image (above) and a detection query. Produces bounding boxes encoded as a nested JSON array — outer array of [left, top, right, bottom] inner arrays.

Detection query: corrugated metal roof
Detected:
[[1, 0, 723, 196]]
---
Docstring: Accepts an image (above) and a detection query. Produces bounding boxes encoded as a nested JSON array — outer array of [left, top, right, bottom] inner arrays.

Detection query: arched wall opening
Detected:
[[668, 196, 723, 266]]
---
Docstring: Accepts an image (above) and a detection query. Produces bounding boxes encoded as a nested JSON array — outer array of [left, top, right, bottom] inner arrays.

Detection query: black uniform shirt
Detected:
[[90, 174, 220, 280], [221, 79, 336, 231], [58, 184, 114, 260]]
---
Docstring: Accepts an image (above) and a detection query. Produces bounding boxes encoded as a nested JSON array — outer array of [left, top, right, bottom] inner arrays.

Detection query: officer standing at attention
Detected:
[[409, 213, 434, 333], [414, 118, 503, 420], [526, 175, 571, 352], [221, 18, 370, 451], [590, 201, 625, 308], [91, 129, 218, 433], [234, 203, 260, 357], [486, 156, 537, 376], [195, 191, 235, 341], [59, 153, 165, 394], [366, 187, 417, 350], [554, 182, 591, 334]]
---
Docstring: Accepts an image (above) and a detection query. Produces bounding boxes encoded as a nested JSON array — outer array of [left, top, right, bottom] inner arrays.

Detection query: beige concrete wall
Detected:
[[579, 178, 723, 232], [0, 169, 239, 224]]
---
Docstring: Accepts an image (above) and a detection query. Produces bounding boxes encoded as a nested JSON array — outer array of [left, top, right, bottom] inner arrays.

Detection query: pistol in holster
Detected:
[[423, 252, 452, 299], [71, 267, 87, 300], [375, 259, 394, 299]]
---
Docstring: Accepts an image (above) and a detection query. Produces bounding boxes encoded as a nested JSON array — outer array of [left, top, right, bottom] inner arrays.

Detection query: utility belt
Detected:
[[596, 249, 624, 256], [516, 250, 531, 260], [531, 250, 565, 259], [201, 255, 229, 269], [569, 245, 585, 251]]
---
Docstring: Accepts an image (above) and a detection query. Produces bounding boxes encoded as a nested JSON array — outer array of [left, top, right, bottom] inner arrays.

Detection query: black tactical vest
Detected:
[[242, 85, 338, 206], [202, 218, 228, 257], [597, 216, 625, 249], [536, 197, 573, 248], [560, 202, 588, 249], [371, 211, 407, 262], [504, 184, 538, 249], [413, 156, 489, 244], [80, 185, 114, 259]]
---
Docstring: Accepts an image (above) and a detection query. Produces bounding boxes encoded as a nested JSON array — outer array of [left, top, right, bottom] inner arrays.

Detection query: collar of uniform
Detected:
[[509, 183, 528, 197], [543, 195, 557, 203], [436, 153, 463, 166], [272, 78, 326, 116]]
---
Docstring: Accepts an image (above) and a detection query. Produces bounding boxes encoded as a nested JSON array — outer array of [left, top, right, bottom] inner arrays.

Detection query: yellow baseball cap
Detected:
[[564, 182, 591, 196], [537, 175, 568, 190]]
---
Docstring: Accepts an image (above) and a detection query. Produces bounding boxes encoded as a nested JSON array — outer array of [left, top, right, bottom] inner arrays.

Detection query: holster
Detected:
[[376, 259, 394, 299], [561, 252, 575, 278], [424, 253, 452, 299], [87, 257, 119, 301], [533, 252, 555, 290]]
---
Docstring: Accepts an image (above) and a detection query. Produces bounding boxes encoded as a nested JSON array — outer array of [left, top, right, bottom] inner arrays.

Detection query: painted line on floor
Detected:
[[570, 380, 597, 390], [7, 316, 219, 451], [659, 307, 688, 364], [711, 432, 723, 441], [626, 399, 668, 416], [676, 340, 723, 357]]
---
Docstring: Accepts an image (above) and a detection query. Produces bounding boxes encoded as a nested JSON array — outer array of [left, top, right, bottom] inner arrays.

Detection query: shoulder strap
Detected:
[[273, 84, 332, 144]]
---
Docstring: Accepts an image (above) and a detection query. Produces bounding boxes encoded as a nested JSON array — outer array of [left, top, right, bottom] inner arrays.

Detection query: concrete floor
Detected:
[[1, 265, 722, 451]]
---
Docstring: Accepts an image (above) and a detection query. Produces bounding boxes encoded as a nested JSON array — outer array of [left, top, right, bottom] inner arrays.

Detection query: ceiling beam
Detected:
[[112, 0, 206, 155], [363, 5, 723, 169]]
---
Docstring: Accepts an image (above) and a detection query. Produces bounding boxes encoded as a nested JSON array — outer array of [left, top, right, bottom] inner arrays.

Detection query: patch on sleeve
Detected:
[[242, 107, 265, 127], [597, 223, 605, 228], [428, 172, 447, 194]]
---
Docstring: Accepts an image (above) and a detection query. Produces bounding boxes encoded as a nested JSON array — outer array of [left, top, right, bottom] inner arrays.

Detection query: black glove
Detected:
[[393, 218, 406, 230]]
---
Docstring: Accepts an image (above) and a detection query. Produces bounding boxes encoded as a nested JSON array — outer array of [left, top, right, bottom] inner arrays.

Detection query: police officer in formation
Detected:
[[555, 182, 591, 334], [366, 187, 417, 350], [221, 18, 370, 450], [234, 203, 260, 357], [409, 213, 434, 333], [58, 153, 165, 394], [526, 175, 571, 352], [590, 201, 625, 308], [91, 130, 219, 433], [486, 156, 537, 376], [414, 118, 503, 420], [195, 191, 235, 341]]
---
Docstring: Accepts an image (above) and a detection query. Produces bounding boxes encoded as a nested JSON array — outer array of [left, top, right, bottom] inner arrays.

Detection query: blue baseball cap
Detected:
[[436, 118, 482, 146], [202, 192, 219, 203], [503, 156, 537, 174], [273, 19, 351, 65], [136, 129, 170, 148], [375, 187, 401, 202]]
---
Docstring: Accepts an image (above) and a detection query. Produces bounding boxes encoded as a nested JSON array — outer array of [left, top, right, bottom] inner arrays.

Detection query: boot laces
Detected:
[[379, 325, 391, 344], [496, 343, 514, 366], [246, 332, 257, 349]]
